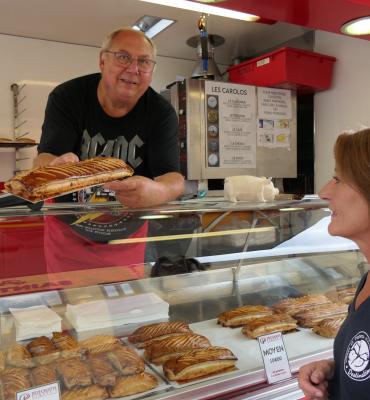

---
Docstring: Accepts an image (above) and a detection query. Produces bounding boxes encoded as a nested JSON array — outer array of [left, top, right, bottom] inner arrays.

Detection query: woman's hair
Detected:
[[334, 128, 370, 203], [101, 27, 157, 57]]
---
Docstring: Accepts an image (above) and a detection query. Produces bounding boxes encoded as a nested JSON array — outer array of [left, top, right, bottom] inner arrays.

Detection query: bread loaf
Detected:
[[106, 345, 144, 375], [242, 314, 297, 339], [109, 372, 158, 397], [218, 305, 273, 327]]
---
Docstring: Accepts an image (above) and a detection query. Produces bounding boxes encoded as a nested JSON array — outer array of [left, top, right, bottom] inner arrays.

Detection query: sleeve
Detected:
[[147, 97, 180, 178], [37, 85, 82, 156]]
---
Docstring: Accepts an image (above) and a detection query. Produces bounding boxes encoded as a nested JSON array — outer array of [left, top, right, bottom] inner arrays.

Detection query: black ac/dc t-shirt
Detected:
[[329, 272, 370, 399], [38, 73, 180, 242]]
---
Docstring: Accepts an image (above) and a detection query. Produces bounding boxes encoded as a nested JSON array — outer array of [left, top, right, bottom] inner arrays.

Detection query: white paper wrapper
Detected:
[[10, 305, 62, 341]]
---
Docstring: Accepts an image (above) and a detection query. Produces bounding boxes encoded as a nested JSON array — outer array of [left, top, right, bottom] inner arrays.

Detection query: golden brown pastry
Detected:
[[27, 335, 59, 365], [128, 321, 192, 348], [218, 305, 274, 327], [109, 372, 158, 398], [335, 287, 356, 304], [61, 385, 109, 400], [295, 303, 348, 328], [0, 350, 5, 372], [163, 346, 237, 382], [57, 357, 92, 389], [52, 331, 81, 359], [6, 343, 34, 368], [79, 335, 120, 355], [4, 157, 134, 202], [312, 315, 347, 338], [32, 363, 58, 386], [106, 345, 144, 375], [273, 294, 331, 315], [1, 367, 32, 400], [241, 314, 298, 339], [89, 353, 118, 387], [144, 333, 211, 365]]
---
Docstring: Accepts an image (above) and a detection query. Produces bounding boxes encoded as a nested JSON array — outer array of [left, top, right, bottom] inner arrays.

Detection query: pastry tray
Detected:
[[122, 318, 333, 389]]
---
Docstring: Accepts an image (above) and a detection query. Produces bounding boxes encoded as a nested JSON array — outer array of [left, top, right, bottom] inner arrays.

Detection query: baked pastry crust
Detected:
[[89, 353, 118, 387], [106, 345, 144, 375], [27, 335, 59, 365], [0, 351, 5, 372], [32, 363, 58, 386], [294, 303, 348, 328], [163, 347, 237, 382], [241, 314, 297, 339], [312, 315, 347, 338], [79, 335, 120, 355], [6, 343, 34, 368], [1, 367, 32, 400], [4, 156, 133, 202], [144, 333, 211, 365], [108, 372, 158, 398], [218, 305, 273, 327], [128, 321, 192, 348], [57, 357, 92, 389], [52, 331, 81, 359], [273, 294, 331, 315], [61, 385, 108, 400]]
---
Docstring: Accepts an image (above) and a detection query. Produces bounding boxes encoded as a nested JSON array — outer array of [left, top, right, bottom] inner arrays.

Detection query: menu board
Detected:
[[204, 81, 256, 169]]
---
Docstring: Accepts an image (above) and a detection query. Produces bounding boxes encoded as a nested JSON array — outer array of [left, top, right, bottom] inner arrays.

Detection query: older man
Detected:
[[36, 27, 184, 207]]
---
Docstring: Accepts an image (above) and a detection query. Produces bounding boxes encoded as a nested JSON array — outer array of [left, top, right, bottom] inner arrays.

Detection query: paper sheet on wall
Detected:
[[204, 81, 257, 168], [257, 87, 292, 150]]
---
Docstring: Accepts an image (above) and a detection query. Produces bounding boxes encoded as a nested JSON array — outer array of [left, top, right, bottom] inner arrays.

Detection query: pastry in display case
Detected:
[[0, 197, 366, 399]]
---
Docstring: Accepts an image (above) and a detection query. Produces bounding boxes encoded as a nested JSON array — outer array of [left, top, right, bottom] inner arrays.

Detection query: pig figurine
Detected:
[[224, 175, 279, 202]]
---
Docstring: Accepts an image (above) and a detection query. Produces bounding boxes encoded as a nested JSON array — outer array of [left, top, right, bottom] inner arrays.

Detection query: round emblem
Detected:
[[344, 331, 370, 381], [207, 96, 218, 108]]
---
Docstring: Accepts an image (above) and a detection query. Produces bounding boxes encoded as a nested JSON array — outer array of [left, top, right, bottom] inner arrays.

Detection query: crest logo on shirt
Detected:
[[344, 331, 370, 381]]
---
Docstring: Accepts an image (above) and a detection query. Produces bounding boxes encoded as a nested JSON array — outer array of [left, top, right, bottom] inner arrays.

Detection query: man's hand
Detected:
[[34, 152, 79, 167], [104, 172, 184, 208], [298, 360, 334, 399]]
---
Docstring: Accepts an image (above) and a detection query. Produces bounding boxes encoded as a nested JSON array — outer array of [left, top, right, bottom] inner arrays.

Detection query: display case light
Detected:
[[341, 16, 370, 35]]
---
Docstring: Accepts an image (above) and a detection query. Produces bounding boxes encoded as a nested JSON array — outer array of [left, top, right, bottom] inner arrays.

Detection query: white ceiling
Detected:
[[0, 0, 310, 65]]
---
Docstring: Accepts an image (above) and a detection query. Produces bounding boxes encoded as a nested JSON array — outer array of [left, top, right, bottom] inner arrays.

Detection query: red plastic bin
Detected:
[[227, 47, 336, 93]]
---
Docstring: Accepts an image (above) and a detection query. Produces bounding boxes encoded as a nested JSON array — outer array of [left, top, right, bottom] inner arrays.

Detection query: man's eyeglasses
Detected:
[[104, 50, 156, 73]]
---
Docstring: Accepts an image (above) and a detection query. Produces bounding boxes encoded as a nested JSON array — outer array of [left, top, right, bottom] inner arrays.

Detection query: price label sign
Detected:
[[17, 382, 61, 400], [258, 332, 292, 384]]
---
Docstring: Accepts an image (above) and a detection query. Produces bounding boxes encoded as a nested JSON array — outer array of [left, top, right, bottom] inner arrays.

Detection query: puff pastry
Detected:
[[273, 294, 331, 315], [61, 385, 109, 400], [330, 287, 356, 304], [312, 315, 347, 338], [218, 305, 274, 327], [128, 321, 192, 348], [108, 372, 158, 398], [79, 335, 120, 354], [1, 367, 32, 400], [242, 314, 298, 339], [106, 345, 144, 375], [57, 357, 92, 389], [89, 353, 118, 387], [144, 333, 211, 365], [4, 156, 134, 202], [27, 335, 59, 365], [0, 351, 5, 372], [32, 363, 58, 386], [6, 343, 34, 368], [163, 347, 237, 382], [294, 302, 348, 328], [52, 331, 81, 359]]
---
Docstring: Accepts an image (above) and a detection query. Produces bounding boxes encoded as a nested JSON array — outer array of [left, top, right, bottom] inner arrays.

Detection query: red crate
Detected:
[[227, 47, 336, 93]]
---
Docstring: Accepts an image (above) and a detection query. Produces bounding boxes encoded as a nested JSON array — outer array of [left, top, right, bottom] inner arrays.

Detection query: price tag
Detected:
[[17, 382, 61, 400], [257, 332, 292, 384]]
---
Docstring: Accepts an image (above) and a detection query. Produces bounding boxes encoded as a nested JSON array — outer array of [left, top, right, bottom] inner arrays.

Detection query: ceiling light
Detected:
[[140, 0, 260, 22], [341, 16, 370, 35], [132, 15, 176, 38]]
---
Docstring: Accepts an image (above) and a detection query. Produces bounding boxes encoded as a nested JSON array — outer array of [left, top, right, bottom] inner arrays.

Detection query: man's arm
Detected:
[[104, 172, 184, 208]]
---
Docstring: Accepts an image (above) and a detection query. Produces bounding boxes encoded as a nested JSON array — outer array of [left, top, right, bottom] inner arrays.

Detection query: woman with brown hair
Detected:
[[299, 128, 370, 399]]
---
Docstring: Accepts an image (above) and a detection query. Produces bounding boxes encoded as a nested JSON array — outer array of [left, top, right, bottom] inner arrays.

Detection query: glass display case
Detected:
[[0, 198, 365, 400]]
